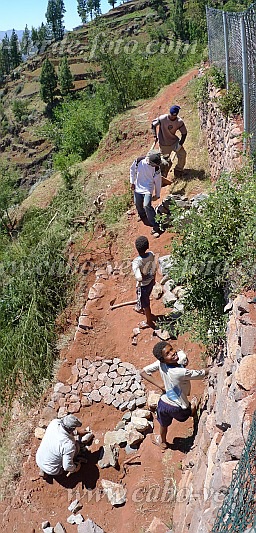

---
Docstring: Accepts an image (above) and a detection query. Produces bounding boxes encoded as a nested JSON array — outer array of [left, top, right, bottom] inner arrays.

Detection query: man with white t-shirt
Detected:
[[140, 341, 210, 450]]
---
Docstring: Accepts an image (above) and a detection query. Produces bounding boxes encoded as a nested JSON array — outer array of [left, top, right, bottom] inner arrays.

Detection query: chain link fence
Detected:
[[206, 3, 256, 159], [212, 410, 256, 532]]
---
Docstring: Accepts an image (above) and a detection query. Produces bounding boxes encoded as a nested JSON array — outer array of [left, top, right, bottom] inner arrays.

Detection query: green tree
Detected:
[[21, 24, 31, 55], [31, 26, 39, 47], [172, 0, 187, 40], [0, 49, 4, 83], [108, 0, 117, 8], [1, 34, 11, 75], [77, 0, 88, 23], [46, 0, 66, 41], [40, 57, 57, 105], [38, 23, 47, 50], [10, 29, 22, 69], [185, 0, 207, 42], [58, 55, 74, 95]]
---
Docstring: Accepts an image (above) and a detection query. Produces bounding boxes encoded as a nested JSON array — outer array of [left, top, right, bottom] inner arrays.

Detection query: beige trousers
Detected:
[[159, 142, 186, 177]]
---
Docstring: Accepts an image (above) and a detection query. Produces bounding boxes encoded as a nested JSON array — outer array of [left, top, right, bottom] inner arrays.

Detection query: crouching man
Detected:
[[36, 414, 85, 478], [140, 341, 210, 450]]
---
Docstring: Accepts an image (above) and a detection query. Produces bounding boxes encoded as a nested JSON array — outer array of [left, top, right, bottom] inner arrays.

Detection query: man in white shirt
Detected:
[[130, 150, 162, 238], [151, 105, 187, 179], [140, 341, 209, 450], [36, 414, 84, 477]]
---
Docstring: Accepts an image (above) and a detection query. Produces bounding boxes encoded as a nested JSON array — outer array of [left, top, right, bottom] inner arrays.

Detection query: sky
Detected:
[[0, 0, 111, 32]]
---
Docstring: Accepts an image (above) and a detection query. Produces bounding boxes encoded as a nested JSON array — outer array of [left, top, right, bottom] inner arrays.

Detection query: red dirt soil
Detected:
[[0, 69, 209, 533]]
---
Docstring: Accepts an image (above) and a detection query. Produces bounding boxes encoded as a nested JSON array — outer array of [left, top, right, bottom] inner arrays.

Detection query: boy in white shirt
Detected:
[[132, 236, 157, 329], [140, 341, 210, 450]]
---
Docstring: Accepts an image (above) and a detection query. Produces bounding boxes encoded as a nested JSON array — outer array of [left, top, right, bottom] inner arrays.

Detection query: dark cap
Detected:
[[147, 151, 161, 165], [170, 105, 180, 115]]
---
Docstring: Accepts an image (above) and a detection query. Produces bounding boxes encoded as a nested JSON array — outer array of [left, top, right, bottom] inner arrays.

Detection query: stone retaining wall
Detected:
[[199, 84, 243, 181], [172, 294, 256, 533]]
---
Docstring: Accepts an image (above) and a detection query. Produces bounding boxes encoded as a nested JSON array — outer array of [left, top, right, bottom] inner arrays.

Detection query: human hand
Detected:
[[131, 184, 135, 191], [152, 195, 160, 202], [74, 462, 81, 473]]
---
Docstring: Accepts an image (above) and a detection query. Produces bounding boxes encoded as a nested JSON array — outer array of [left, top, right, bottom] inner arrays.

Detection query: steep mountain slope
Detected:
[[0, 68, 211, 533]]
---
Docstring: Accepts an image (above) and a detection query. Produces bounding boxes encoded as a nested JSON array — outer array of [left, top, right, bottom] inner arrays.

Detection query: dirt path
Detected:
[[0, 68, 210, 533]]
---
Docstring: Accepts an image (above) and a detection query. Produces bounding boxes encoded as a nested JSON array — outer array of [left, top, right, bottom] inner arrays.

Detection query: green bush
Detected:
[[194, 74, 209, 103], [208, 65, 226, 89], [163, 170, 256, 346], [11, 99, 29, 123], [217, 82, 243, 117]]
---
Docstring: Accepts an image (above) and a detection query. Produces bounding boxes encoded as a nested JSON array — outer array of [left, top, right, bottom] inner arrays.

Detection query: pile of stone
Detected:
[[44, 358, 147, 421], [41, 500, 105, 532], [99, 407, 153, 467], [155, 192, 209, 230]]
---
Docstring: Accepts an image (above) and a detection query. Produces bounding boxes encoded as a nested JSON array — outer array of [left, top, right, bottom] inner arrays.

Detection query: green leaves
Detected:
[[164, 172, 256, 345]]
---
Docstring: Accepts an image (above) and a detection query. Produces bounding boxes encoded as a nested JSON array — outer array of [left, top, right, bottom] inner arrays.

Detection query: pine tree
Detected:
[[31, 26, 39, 47], [40, 57, 57, 104], [38, 23, 47, 50], [1, 34, 11, 75], [21, 25, 31, 56], [108, 0, 117, 8], [10, 30, 22, 70], [77, 0, 88, 23], [46, 0, 66, 41], [58, 56, 74, 95]]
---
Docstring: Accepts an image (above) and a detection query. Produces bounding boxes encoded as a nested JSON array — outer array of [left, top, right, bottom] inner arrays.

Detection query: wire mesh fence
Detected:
[[206, 3, 256, 158], [212, 410, 256, 532]]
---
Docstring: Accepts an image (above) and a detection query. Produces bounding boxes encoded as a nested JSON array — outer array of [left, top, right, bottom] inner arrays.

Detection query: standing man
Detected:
[[151, 105, 187, 179], [140, 341, 210, 450], [36, 414, 85, 478], [130, 150, 162, 238]]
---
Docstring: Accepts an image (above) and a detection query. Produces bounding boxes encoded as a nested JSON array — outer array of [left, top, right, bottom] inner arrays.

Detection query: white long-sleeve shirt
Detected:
[[36, 419, 77, 475], [143, 358, 205, 409], [130, 158, 161, 198]]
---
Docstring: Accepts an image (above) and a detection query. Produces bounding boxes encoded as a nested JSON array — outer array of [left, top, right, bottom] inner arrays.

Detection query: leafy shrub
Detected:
[[53, 152, 81, 189], [42, 91, 104, 160], [163, 170, 256, 346], [11, 99, 29, 123], [217, 82, 243, 117], [208, 65, 226, 89], [194, 74, 209, 103]]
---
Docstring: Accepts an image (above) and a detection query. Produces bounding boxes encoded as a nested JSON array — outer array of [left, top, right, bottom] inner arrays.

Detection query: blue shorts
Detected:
[[157, 398, 192, 428], [136, 279, 154, 310]]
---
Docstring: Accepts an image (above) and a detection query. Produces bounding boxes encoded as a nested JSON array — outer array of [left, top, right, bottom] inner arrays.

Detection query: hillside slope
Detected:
[[0, 0, 172, 188], [0, 69, 212, 533]]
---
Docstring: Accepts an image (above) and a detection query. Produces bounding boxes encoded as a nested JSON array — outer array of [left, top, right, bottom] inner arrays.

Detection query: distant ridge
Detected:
[[0, 29, 23, 40]]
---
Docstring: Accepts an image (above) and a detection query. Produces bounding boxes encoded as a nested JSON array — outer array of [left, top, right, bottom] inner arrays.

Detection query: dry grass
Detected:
[[0, 411, 35, 501]]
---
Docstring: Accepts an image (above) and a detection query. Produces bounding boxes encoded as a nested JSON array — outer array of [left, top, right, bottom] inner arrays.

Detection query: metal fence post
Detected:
[[240, 15, 250, 151], [223, 11, 230, 90]]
